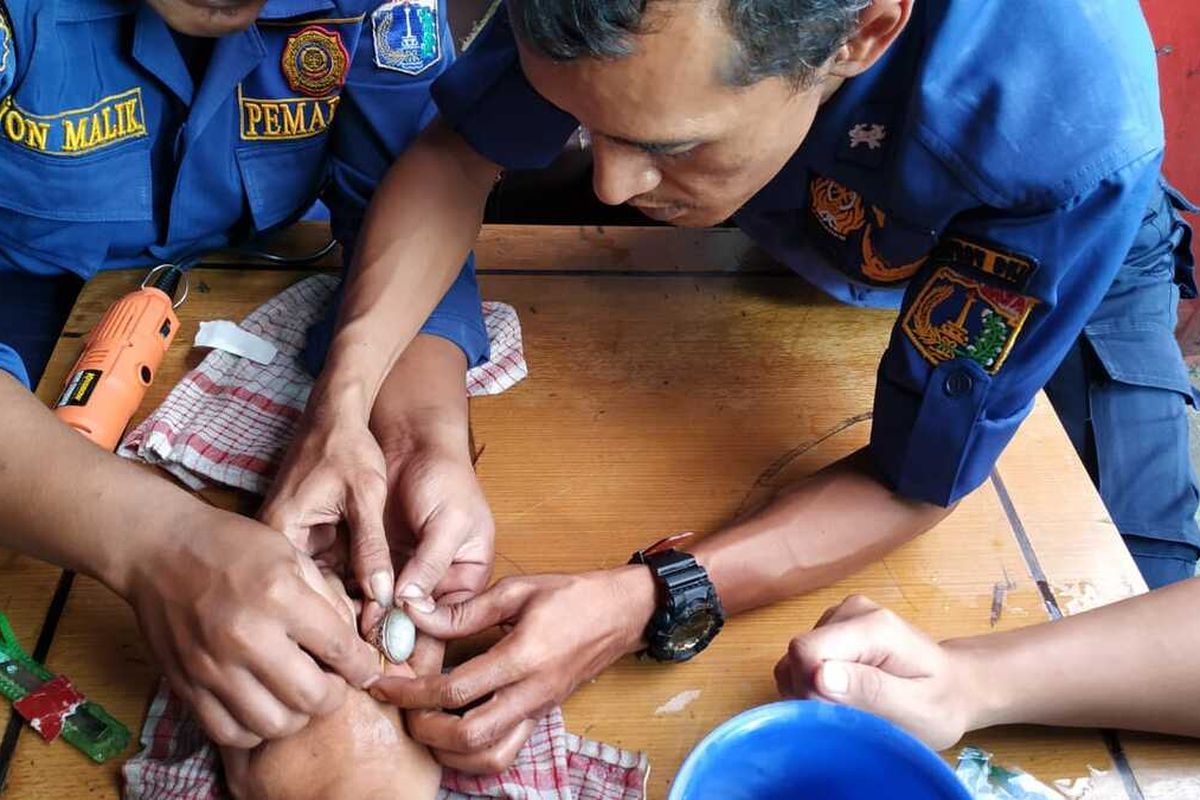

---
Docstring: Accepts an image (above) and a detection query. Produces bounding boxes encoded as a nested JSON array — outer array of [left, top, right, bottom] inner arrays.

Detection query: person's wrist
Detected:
[[941, 635, 1010, 733], [105, 498, 203, 602], [609, 565, 658, 654], [375, 405, 468, 467]]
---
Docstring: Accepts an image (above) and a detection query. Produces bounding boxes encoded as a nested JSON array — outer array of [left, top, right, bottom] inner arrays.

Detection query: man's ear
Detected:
[[827, 0, 913, 79]]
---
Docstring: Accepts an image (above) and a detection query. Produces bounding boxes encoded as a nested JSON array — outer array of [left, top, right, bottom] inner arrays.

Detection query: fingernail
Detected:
[[399, 584, 425, 600], [370, 572, 394, 609], [405, 596, 436, 615], [820, 661, 850, 695], [362, 674, 380, 690]]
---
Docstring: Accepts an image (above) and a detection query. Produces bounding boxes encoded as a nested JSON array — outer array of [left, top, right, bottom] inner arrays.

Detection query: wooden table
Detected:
[[2, 225, 1196, 798]]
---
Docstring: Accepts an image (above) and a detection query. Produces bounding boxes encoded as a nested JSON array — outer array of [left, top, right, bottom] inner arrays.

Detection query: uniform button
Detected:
[[943, 370, 974, 397]]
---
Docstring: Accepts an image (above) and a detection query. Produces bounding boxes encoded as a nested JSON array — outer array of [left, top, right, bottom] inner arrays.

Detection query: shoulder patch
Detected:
[[809, 175, 866, 241], [929, 235, 1039, 291], [901, 266, 1036, 375], [282, 26, 350, 98], [372, 0, 442, 76], [0, 6, 14, 100]]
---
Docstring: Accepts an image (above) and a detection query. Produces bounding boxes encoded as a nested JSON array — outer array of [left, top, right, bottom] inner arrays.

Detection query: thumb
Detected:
[[405, 579, 532, 639], [346, 482, 394, 609], [814, 660, 916, 725], [394, 525, 462, 605]]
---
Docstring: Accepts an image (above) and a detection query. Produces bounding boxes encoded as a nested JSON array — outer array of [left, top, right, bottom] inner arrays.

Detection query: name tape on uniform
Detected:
[[0, 88, 147, 156]]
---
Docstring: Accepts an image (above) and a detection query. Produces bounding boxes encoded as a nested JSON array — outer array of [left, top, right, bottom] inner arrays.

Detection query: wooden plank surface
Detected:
[[2, 234, 1196, 796], [205, 222, 781, 273]]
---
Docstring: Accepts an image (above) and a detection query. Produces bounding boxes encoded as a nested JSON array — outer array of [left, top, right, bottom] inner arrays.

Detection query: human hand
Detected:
[[377, 436, 494, 613], [123, 507, 381, 748], [371, 567, 656, 773], [260, 402, 394, 608], [774, 595, 978, 750]]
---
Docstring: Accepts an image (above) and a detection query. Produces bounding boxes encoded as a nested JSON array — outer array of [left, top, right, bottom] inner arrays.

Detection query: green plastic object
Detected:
[[955, 747, 1064, 799], [0, 611, 130, 763]]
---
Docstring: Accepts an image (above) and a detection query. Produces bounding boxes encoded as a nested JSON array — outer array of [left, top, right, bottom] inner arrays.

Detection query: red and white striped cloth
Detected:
[[117, 274, 528, 494], [122, 679, 649, 800]]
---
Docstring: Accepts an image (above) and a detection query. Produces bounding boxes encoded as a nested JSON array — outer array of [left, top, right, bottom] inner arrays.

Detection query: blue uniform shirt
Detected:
[[431, 0, 1170, 507], [0, 0, 488, 388]]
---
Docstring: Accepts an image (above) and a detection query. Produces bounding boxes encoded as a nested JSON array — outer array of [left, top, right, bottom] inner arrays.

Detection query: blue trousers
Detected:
[[1046, 180, 1200, 588], [0, 271, 84, 389]]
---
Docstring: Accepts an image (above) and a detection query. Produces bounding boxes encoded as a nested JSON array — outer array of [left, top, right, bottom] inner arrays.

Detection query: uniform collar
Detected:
[[132, 4, 195, 104], [258, 0, 341, 19], [56, 0, 135, 23]]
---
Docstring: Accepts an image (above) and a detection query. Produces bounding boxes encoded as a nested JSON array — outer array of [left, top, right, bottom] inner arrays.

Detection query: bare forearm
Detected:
[[954, 577, 1200, 738], [692, 448, 952, 614], [369, 333, 470, 462], [320, 122, 499, 419], [0, 373, 202, 595]]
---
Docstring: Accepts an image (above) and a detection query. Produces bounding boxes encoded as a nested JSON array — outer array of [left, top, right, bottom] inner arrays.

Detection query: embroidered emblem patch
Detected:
[[0, 8, 14, 99], [902, 266, 1036, 374], [861, 207, 927, 283], [930, 235, 1039, 292], [809, 175, 866, 241], [372, 0, 442, 76], [281, 26, 350, 98], [848, 123, 886, 150]]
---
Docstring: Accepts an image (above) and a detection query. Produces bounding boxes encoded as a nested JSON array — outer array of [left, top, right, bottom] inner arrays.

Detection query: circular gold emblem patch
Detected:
[[282, 26, 349, 98]]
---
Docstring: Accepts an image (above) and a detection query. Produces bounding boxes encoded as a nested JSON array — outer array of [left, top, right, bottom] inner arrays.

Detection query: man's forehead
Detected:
[[516, 7, 747, 144]]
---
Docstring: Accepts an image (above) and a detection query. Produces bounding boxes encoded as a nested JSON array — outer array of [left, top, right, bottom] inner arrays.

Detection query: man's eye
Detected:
[[657, 147, 697, 161]]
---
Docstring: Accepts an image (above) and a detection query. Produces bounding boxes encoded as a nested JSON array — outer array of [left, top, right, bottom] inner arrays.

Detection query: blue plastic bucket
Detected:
[[668, 700, 970, 800]]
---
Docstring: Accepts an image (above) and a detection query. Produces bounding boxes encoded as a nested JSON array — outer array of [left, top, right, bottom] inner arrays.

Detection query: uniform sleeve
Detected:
[[326, 2, 488, 366], [430, 3, 579, 170], [0, 342, 31, 389], [870, 152, 1165, 506]]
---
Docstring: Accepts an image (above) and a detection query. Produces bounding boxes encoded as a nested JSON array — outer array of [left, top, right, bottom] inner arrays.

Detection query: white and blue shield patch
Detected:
[[0, 9, 14, 99], [372, 0, 442, 76]]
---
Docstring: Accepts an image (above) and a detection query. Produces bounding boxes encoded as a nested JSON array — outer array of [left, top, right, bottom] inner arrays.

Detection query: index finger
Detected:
[[408, 679, 551, 754], [286, 581, 381, 689], [371, 638, 526, 710]]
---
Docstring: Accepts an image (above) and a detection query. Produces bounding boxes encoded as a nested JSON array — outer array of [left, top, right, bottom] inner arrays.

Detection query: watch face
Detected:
[[666, 607, 720, 652]]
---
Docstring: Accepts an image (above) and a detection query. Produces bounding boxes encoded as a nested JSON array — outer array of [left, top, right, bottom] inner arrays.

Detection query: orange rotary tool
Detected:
[[53, 265, 187, 450]]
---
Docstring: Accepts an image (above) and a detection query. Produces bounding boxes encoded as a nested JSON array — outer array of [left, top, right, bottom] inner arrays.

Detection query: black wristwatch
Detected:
[[630, 533, 725, 663]]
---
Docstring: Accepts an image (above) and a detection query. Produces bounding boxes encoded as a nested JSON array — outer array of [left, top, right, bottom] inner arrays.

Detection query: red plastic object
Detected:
[[13, 675, 86, 742]]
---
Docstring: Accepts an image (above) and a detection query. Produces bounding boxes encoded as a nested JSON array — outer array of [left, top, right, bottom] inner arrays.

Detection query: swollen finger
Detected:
[[408, 631, 446, 678], [189, 685, 262, 749]]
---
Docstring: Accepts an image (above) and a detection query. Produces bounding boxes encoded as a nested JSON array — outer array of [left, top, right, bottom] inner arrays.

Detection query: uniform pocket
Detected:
[[236, 137, 328, 232], [1086, 321, 1200, 544], [0, 136, 152, 223], [1086, 321, 1195, 402]]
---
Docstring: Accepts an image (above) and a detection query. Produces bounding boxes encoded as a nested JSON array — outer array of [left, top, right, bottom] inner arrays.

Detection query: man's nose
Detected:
[[591, 139, 662, 206]]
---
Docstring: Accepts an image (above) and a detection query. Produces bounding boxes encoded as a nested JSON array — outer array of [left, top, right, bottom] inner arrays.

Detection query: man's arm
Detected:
[[776, 582, 1200, 749], [691, 449, 950, 614], [0, 373, 380, 747], [370, 450, 948, 772], [316, 122, 497, 421]]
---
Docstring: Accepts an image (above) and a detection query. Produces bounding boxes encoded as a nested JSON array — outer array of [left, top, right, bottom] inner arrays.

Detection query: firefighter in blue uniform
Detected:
[[296, 0, 1200, 771], [0, 0, 489, 749], [423, 0, 1200, 588]]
